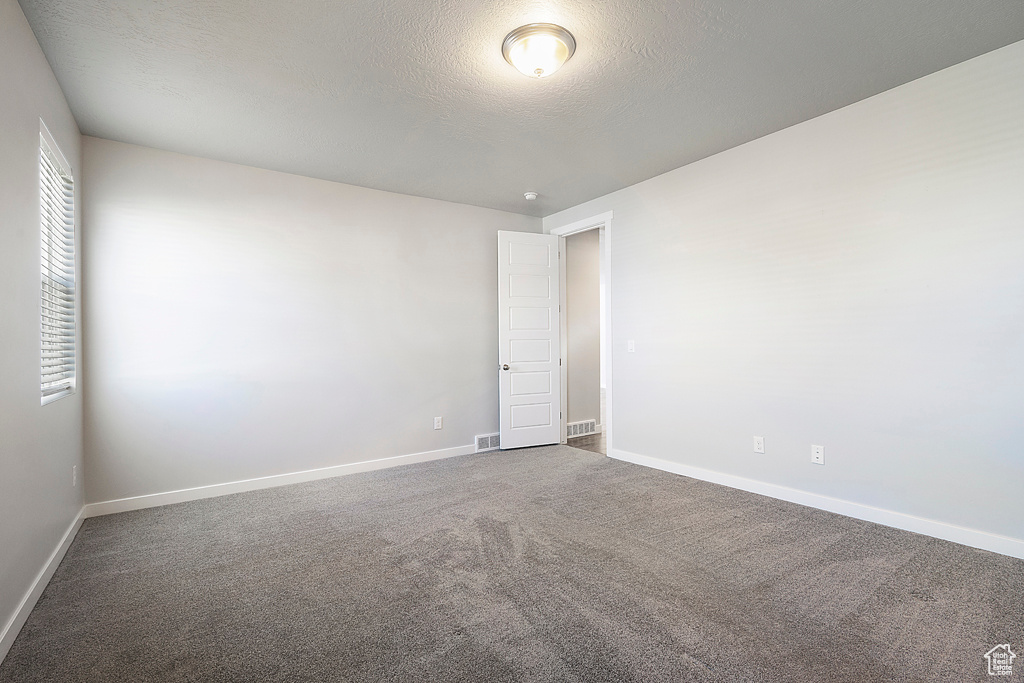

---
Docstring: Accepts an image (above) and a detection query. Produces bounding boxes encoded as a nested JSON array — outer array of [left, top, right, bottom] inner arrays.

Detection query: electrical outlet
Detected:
[[811, 445, 824, 465], [627, 339, 635, 353], [753, 436, 765, 454], [433, 416, 443, 430], [73, 465, 77, 487]]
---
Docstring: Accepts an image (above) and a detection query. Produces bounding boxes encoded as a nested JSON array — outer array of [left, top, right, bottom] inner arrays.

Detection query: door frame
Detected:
[[548, 211, 613, 452]]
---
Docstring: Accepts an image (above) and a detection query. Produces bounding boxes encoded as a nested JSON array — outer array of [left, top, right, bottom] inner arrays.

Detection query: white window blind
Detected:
[[39, 131, 76, 401]]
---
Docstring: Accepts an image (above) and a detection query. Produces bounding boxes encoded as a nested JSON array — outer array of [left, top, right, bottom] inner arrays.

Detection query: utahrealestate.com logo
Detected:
[[984, 644, 1016, 677]]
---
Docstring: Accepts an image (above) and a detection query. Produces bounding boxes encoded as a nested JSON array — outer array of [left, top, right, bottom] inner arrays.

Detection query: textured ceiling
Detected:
[[19, 0, 1024, 217]]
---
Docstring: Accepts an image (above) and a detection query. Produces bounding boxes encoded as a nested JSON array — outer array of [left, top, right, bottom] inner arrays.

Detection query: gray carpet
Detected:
[[2, 446, 1022, 682]]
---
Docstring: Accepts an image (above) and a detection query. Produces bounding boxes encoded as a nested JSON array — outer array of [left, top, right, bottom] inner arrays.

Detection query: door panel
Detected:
[[509, 274, 550, 298], [509, 339, 551, 363], [509, 242, 551, 266], [510, 403, 552, 428], [509, 307, 550, 331], [510, 371, 551, 396], [498, 231, 560, 449]]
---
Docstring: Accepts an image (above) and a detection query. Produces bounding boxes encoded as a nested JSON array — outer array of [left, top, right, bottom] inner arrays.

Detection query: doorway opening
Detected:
[[551, 212, 612, 456]]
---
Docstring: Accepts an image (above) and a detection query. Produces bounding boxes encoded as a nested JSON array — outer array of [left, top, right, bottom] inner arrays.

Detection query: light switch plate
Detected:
[[627, 339, 635, 353]]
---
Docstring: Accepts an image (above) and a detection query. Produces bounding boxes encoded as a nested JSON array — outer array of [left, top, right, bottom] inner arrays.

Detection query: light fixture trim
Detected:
[[502, 23, 577, 78]]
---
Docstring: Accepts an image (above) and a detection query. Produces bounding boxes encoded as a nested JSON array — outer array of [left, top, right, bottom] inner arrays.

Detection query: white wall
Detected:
[[0, 0, 84, 659], [565, 229, 601, 425], [82, 138, 540, 504], [545, 41, 1024, 546]]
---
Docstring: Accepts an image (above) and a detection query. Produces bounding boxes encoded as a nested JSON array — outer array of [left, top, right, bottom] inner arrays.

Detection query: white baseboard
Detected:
[[84, 444, 476, 518], [0, 508, 85, 664], [609, 447, 1024, 561]]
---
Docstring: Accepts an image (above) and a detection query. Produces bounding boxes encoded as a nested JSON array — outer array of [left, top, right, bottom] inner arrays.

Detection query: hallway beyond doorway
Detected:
[[568, 431, 606, 455]]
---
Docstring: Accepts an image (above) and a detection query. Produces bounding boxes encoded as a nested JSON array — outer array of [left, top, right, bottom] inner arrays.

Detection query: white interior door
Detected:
[[498, 231, 560, 449]]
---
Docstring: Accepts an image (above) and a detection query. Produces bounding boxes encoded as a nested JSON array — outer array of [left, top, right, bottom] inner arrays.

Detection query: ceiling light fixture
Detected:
[[502, 23, 576, 78], [524, 192, 538, 201]]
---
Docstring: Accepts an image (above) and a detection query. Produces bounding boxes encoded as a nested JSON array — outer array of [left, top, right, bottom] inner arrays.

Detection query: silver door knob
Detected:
[[502, 364, 510, 371]]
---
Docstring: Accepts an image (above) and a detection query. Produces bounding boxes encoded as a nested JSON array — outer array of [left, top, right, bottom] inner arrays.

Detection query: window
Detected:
[[39, 124, 76, 404]]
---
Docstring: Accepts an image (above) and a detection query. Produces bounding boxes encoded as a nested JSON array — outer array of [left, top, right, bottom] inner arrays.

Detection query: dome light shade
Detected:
[[502, 24, 576, 78]]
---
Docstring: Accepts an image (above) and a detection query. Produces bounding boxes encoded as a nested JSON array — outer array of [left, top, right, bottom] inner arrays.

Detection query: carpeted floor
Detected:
[[2, 445, 1022, 682]]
